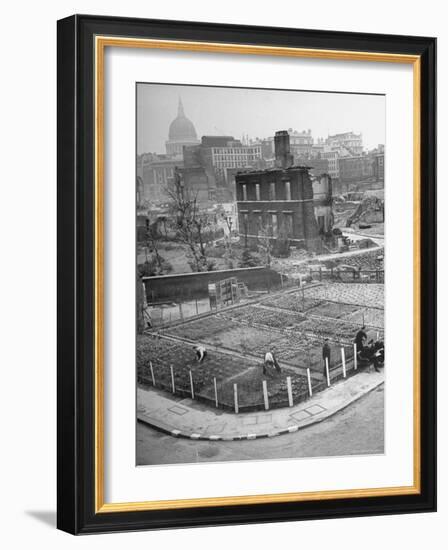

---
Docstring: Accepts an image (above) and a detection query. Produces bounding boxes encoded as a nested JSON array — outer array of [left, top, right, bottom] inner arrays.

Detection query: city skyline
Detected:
[[137, 83, 385, 155]]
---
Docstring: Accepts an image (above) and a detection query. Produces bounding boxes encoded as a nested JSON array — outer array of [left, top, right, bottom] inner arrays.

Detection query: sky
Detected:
[[137, 83, 385, 155]]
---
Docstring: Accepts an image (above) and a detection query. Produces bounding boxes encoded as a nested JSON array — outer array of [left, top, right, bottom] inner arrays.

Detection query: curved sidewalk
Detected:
[[137, 370, 384, 440]]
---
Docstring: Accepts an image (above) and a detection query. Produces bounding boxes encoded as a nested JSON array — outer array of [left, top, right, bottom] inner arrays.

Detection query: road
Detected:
[[137, 384, 384, 465]]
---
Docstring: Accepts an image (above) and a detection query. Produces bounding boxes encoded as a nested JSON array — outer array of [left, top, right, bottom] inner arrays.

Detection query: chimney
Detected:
[[274, 130, 294, 169]]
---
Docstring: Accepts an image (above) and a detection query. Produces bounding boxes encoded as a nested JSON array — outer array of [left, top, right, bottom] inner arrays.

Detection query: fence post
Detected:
[[286, 376, 293, 407], [341, 348, 346, 378], [170, 364, 175, 393], [195, 298, 199, 316], [178, 303, 183, 320], [189, 370, 195, 399], [325, 357, 331, 387], [213, 377, 218, 408], [150, 361, 155, 386], [307, 368, 313, 397], [233, 383, 239, 414], [280, 273, 284, 288], [353, 343, 358, 370], [262, 380, 269, 410]]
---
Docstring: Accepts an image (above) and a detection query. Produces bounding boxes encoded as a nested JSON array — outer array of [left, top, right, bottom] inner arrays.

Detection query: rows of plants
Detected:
[[261, 293, 323, 313], [210, 365, 309, 409], [219, 305, 306, 330], [137, 334, 257, 394], [308, 301, 361, 320], [330, 249, 384, 271], [304, 283, 384, 309], [347, 307, 385, 329], [137, 334, 312, 410], [164, 315, 236, 341]]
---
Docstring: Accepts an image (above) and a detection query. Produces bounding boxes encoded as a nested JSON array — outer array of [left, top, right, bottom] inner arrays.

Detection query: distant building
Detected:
[[260, 137, 275, 160], [288, 128, 314, 157], [180, 135, 263, 204], [372, 145, 385, 182], [321, 149, 340, 182], [326, 131, 363, 156], [180, 144, 217, 204], [294, 156, 329, 178], [338, 145, 385, 188], [165, 98, 200, 158], [235, 130, 332, 252], [205, 137, 263, 181], [338, 155, 375, 185], [138, 153, 183, 205]]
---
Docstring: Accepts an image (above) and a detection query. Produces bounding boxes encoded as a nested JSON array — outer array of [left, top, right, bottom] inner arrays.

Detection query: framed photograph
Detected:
[[57, 14, 436, 534]]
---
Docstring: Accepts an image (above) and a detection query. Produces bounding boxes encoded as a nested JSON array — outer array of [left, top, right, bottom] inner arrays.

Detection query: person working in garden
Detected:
[[263, 349, 281, 375], [193, 345, 207, 363], [355, 325, 368, 352], [322, 339, 331, 379]]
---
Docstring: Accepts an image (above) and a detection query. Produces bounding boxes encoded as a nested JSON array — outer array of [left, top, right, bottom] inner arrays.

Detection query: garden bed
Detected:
[[218, 304, 306, 329], [304, 283, 384, 309]]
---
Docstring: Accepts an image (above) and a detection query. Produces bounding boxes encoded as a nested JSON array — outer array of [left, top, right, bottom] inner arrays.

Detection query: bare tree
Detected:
[[145, 218, 163, 271], [257, 226, 273, 267], [165, 168, 212, 272]]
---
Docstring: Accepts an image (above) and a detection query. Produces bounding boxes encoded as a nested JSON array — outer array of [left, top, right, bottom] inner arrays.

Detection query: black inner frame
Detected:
[[57, 14, 436, 535]]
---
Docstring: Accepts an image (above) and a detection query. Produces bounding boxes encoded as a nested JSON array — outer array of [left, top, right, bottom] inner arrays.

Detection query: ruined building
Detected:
[[235, 131, 333, 253]]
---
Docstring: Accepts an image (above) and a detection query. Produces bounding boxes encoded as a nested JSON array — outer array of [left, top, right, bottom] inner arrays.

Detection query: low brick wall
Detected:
[[143, 267, 283, 302]]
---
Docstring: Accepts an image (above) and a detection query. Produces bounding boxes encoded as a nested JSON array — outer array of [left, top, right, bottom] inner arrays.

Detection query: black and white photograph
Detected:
[[136, 83, 386, 466]]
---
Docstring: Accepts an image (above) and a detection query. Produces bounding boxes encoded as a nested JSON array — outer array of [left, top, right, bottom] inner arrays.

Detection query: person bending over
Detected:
[[193, 345, 207, 363]]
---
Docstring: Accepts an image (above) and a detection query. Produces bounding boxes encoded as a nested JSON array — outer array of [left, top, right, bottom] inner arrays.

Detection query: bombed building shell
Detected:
[[235, 130, 333, 253]]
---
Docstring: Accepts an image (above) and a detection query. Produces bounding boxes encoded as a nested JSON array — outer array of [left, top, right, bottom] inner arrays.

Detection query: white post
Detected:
[[150, 361, 155, 386], [307, 368, 313, 397], [262, 380, 269, 410], [286, 376, 293, 407], [233, 383, 239, 414], [213, 377, 218, 408], [341, 348, 347, 378], [353, 343, 358, 370], [170, 364, 175, 393], [325, 357, 330, 387], [376, 331, 380, 340], [189, 370, 195, 399]]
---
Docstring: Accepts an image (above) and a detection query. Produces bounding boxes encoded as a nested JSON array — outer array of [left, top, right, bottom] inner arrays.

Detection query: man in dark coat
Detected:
[[355, 325, 367, 352]]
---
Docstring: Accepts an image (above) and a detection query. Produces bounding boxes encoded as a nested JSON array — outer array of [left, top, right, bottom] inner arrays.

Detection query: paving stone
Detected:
[[290, 409, 313, 422], [167, 405, 189, 415], [305, 404, 326, 416]]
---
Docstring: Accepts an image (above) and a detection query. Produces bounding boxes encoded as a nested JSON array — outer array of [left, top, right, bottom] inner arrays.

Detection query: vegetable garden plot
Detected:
[[137, 334, 259, 395], [137, 334, 310, 411], [300, 317, 359, 342], [212, 365, 308, 410], [219, 305, 306, 329], [308, 301, 361, 320], [347, 307, 385, 329], [304, 283, 384, 309], [163, 315, 236, 341], [261, 293, 323, 313]]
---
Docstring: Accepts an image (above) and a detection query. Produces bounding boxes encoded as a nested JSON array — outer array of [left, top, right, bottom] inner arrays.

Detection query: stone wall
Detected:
[[143, 266, 283, 302]]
